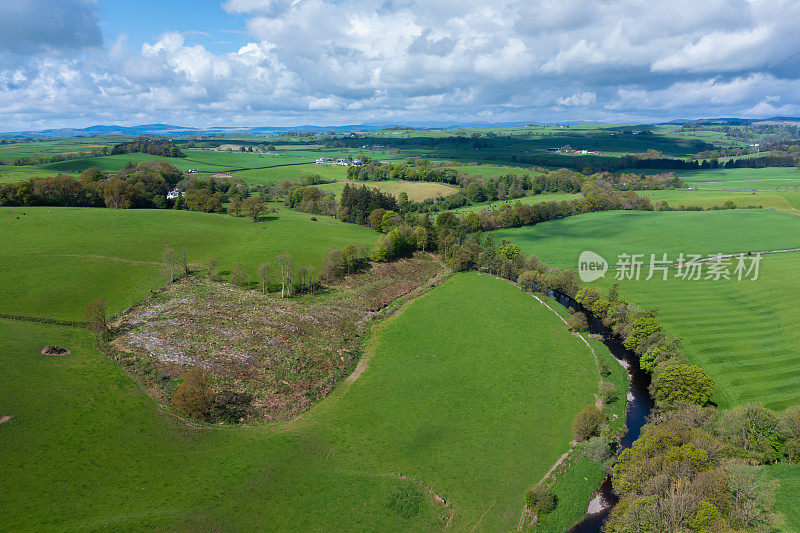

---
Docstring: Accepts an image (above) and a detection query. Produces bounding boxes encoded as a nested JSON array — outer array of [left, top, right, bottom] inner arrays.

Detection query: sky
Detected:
[[2, 0, 800, 130]]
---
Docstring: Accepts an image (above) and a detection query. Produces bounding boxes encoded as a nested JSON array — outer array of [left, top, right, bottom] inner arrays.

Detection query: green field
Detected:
[[0, 273, 603, 530], [231, 162, 349, 184], [675, 167, 800, 191], [641, 189, 800, 210], [588, 252, 800, 410], [39, 153, 221, 173], [318, 180, 459, 202], [494, 209, 800, 270], [0, 164, 66, 183], [0, 206, 378, 320], [0, 139, 121, 160]]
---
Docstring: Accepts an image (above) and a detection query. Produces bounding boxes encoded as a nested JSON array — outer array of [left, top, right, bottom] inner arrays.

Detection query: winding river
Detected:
[[552, 293, 655, 533]]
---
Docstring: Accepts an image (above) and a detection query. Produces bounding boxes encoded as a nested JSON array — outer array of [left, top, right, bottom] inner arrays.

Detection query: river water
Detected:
[[551, 293, 655, 533]]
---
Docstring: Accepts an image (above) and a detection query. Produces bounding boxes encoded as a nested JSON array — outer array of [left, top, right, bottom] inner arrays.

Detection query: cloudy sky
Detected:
[[2, 0, 800, 130]]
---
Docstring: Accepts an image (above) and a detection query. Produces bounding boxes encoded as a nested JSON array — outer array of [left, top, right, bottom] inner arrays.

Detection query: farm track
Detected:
[[54, 253, 164, 266], [770, 207, 800, 217]]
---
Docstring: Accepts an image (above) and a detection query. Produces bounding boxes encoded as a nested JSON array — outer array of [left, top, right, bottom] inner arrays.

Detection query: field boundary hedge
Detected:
[[0, 313, 87, 328]]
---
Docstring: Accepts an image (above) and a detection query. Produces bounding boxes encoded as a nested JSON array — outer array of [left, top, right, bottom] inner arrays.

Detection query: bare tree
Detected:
[[206, 256, 218, 278], [230, 265, 248, 288], [306, 266, 317, 295], [726, 463, 776, 529], [276, 253, 294, 297], [295, 265, 315, 294], [162, 246, 177, 282], [180, 249, 189, 277], [258, 263, 273, 294], [656, 478, 696, 532]]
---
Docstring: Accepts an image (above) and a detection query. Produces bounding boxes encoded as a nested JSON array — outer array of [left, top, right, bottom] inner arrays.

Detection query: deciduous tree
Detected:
[[84, 299, 109, 342], [242, 196, 267, 221], [653, 364, 715, 406]]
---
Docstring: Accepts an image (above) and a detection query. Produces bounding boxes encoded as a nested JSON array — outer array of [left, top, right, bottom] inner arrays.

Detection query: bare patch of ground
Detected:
[[321, 253, 448, 312], [0, 416, 11, 424], [40, 345, 70, 356], [110, 254, 447, 423]]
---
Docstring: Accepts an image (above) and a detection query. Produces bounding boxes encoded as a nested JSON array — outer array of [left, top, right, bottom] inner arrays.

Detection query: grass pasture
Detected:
[[0, 164, 66, 183], [318, 180, 459, 202], [641, 189, 800, 211], [0, 206, 378, 320], [0, 273, 603, 530], [0, 139, 121, 160], [675, 167, 800, 191], [493, 209, 800, 270], [231, 162, 349, 184], [39, 153, 218, 173]]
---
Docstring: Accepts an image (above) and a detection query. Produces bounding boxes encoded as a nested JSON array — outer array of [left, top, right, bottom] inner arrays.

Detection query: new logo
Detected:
[[578, 251, 608, 282]]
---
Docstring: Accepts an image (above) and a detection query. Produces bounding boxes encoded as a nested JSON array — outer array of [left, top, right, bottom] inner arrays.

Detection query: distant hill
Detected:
[[4, 116, 800, 139], [0, 123, 397, 139]]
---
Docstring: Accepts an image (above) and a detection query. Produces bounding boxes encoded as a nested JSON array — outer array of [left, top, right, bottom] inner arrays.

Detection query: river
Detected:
[[551, 292, 655, 533]]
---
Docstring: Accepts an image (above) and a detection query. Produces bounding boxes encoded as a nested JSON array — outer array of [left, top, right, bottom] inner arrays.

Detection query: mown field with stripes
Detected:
[[494, 209, 800, 270], [599, 252, 800, 409]]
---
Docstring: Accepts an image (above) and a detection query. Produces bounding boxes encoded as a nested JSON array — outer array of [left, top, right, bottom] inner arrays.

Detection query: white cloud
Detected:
[[4, 0, 800, 129], [556, 92, 597, 107]]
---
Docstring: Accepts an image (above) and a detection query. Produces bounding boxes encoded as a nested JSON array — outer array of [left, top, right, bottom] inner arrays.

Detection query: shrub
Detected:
[[598, 359, 612, 377], [320, 247, 347, 280], [171, 368, 214, 419], [573, 405, 606, 441], [567, 311, 589, 332], [580, 436, 613, 466], [785, 438, 800, 463], [386, 485, 422, 518], [525, 485, 556, 514], [598, 381, 618, 404]]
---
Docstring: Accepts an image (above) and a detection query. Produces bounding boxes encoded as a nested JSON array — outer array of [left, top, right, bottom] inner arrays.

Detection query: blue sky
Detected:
[[2, 0, 800, 130], [99, 1, 246, 55]]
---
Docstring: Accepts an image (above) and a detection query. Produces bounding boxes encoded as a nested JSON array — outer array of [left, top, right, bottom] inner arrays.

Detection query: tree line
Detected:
[[110, 139, 185, 158], [345, 157, 460, 184], [0, 161, 247, 211], [512, 151, 800, 173]]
